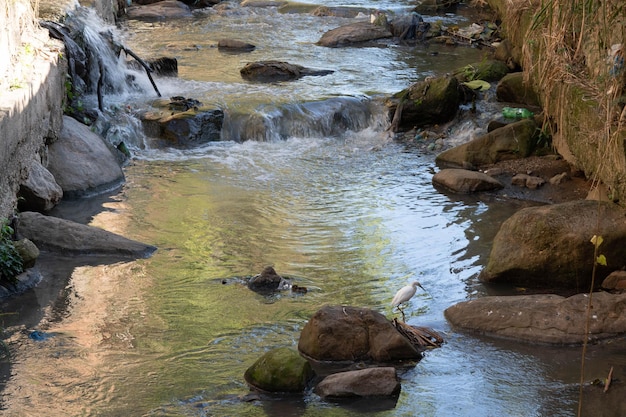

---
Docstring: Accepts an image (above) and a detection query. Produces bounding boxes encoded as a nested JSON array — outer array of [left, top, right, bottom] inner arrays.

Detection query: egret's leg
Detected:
[[398, 305, 406, 322]]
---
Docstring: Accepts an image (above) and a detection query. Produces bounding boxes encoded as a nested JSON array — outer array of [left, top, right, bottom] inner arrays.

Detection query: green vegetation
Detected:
[[0, 218, 23, 285]]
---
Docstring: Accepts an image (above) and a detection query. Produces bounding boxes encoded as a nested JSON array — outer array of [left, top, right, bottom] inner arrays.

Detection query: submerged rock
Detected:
[[315, 367, 400, 398], [298, 305, 421, 368], [244, 347, 314, 393], [217, 39, 255, 51]]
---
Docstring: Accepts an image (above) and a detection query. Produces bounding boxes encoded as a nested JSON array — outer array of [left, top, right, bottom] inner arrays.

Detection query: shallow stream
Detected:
[[0, 1, 622, 416]]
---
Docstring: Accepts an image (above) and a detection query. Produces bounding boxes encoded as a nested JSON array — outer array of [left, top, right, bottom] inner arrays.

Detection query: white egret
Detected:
[[391, 281, 426, 322]]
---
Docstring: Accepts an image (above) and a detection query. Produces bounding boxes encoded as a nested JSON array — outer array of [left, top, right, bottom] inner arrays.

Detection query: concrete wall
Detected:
[[0, 0, 67, 220]]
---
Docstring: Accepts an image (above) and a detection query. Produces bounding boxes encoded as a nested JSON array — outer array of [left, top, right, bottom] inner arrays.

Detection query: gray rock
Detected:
[[315, 367, 400, 398], [480, 200, 626, 289], [16, 211, 157, 259], [317, 21, 392, 47], [18, 159, 63, 212], [48, 116, 125, 199], [432, 168, 504, 193], [445, 292, 626, 345]]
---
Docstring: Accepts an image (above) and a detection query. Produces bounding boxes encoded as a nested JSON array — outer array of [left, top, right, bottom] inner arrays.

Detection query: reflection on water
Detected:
[[1, 137, 606, 417], [0, 2, 619, 416]]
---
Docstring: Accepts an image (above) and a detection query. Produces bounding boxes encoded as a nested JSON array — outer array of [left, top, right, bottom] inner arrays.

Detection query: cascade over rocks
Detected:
[[445, 291, 626, 345], [298, 305, 421, 367], [480, 200, 626, 290], [140, 98, 224, 148], [47, 116, 125, 199]]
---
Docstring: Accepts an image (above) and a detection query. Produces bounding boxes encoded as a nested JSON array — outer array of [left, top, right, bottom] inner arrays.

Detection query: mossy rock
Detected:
[[496, 72, 541, 107], [244, 347, 314, 393], [455, 60, 510, 82]]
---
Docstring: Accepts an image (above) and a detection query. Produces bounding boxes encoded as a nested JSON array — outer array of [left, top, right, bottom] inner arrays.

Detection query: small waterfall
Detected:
[[43, 7, 392, 151], [221, 96, 390, 142]]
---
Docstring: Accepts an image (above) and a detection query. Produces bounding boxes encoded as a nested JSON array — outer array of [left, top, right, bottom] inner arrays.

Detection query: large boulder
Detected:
[[48, 116, 125, 199], [432, 168, 504, 194], [445, 292, 626, 345], [435, 119, 538, 168], [16, 211, 157, 259], [386, 76, 461, 131], [240, 61, 333, 82], [298, 305, 421, 366], [244, 347, 314, 393], [315, 367, 400, 398], [17, 159, 63, 212], [480, 200, 626, 290], [317, 21, 392, 47]]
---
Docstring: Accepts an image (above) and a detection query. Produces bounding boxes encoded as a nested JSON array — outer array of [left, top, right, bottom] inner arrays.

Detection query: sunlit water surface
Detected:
[[0, 1, 620, 416]]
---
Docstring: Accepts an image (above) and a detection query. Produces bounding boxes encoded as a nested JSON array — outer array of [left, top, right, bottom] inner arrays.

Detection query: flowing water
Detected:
[[0, 1, 623, 416]]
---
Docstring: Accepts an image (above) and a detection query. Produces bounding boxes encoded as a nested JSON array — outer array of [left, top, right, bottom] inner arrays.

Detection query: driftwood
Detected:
[[121, 46, 162, 97], [392, 318, 445, 350]]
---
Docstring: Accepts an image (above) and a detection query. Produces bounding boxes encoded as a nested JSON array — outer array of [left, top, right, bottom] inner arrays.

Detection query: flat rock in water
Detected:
[[16, 211, 157, 259], [315, 367, 401, 398], [317, 21, 392, 47], [432, 168, 503, 193], [240, 60, 333, 82], [445, 291, 626, 345], [126, 0, 193, 21]]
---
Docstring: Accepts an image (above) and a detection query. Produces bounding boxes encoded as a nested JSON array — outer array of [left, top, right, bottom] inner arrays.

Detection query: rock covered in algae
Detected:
[[244, 347, 314, 393]]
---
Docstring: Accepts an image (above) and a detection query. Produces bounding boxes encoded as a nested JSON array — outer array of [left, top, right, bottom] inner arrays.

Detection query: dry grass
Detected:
[[506, 0, 625, 199]]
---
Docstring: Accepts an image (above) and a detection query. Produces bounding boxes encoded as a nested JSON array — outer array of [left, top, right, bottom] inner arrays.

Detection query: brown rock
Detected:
[[480, 200, 626, 290], [315, 367, 401, 398], [445, 292, 626, 345], [317, 21, 392, 47], [432, 168, 504, 193], [298, 305, 421, 365]]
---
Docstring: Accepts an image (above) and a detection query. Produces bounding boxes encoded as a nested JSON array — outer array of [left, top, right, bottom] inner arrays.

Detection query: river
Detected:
[[0, 1, 618, 416]]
